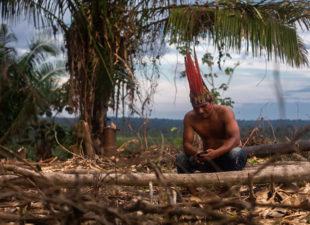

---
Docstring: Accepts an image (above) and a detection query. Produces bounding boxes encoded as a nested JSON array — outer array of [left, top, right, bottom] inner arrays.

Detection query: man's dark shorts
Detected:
[[176, 147, 247, 173]]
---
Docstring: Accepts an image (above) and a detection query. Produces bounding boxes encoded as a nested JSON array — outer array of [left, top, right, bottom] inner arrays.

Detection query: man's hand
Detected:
[[194, 150, 205, 164], [197, 149, 219, 161]]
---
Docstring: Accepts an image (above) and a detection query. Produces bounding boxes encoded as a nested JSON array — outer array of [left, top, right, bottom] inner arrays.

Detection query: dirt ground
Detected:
[[0, 146, 310, 224]]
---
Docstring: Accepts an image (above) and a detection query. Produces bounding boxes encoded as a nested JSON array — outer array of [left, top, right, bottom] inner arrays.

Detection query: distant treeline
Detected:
[[54, 117, 310, 141]]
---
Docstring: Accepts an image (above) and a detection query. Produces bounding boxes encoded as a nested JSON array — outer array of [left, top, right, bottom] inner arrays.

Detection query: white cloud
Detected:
[[299, 30, 310, 45], [56, 76, 69, 86], [15, 48, 28, 55], [8, 17, 310, 120]]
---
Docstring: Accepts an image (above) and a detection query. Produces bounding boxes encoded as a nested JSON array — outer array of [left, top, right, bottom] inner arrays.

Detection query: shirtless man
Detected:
[[176, 50, 247, 192], [176, 100, 247, 174]]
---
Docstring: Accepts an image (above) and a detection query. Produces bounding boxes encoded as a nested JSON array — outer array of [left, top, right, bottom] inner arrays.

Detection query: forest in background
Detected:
[[55, 116, 310, 142]]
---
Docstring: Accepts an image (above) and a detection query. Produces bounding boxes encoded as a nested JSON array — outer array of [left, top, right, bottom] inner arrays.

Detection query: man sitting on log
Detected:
[[176, 49, 247, 194]]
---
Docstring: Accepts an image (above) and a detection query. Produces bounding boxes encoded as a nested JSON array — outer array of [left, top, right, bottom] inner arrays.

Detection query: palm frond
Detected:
[[0, 24, 17, 45], [166, 1, 310, 67], [20, 39, 58, 65], [0, 0, 69, 30]]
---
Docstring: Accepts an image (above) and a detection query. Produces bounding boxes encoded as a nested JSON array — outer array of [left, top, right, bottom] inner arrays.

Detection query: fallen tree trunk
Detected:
[[0, 212, 55, 223], [244, 140, 310, 157], [2, 162, 310, 188]]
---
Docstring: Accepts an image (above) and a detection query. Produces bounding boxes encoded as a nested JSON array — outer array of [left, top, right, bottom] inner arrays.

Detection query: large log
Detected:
[[2, 162, 310, 188], [244, 140, 310, 157]]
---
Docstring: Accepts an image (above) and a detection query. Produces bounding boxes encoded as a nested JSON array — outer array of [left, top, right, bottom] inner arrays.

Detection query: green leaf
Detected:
[[170, 127, 177, 132]]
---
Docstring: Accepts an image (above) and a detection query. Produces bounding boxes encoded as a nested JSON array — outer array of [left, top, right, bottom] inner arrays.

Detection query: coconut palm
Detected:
[[1, 0, 309, 156]]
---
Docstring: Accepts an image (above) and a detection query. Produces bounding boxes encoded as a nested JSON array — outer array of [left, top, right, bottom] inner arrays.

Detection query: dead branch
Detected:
[[0, 212, 56, 223], [126, 199, 249, 224], [0, 145, 40, 172], [2, 162, 310, 188], [244, 140, 310, 157]]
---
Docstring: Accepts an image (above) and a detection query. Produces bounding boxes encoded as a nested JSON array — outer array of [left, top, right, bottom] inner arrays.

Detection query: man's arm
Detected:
[[183, 113, 203, 157], [202, 107, 240, 160]]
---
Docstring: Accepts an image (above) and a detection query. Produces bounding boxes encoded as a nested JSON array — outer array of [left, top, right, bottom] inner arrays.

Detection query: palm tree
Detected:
[[166, 0, 310, 67], [1, 0, 309, 156], [0, 34, 68, 157]]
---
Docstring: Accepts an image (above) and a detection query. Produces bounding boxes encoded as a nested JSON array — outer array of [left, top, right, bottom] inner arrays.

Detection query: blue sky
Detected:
[[8, 20, 310, 121]]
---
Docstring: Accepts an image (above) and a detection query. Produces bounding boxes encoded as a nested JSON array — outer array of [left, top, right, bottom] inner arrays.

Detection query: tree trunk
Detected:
[[65, 15, 113, 158], [143, 118, 149, 150], [38, 134, 52, 160], [103, 126, 117, 156], [244, 140, 310, 157], [81, 120, 95, 157], [3, 162, 310, 188], [92, 96, 110, 156]]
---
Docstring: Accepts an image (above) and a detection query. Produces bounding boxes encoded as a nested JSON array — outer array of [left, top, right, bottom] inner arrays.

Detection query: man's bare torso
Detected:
[[186, 105, 234, 149]]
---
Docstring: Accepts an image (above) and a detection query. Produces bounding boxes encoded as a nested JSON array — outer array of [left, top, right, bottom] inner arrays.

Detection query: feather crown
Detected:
[[185, 49, 212, 105]]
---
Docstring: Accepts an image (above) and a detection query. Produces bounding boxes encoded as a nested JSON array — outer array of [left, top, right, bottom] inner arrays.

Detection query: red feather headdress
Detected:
[[185, 49, 212, 105]]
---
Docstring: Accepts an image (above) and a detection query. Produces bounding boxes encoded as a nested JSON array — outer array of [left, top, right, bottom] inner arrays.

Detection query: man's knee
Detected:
[[176, 151, 193, 173], [176, 151, 189, 168], [227, 147, 247, 170], [229, 147, 246, 157]]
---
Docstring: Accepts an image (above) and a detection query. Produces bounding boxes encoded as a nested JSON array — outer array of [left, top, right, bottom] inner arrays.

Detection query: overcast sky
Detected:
[[7, 20, 310, 121], [152, 38, 310, 120]]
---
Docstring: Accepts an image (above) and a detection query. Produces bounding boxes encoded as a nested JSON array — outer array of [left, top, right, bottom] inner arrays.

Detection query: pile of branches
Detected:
[[0, 161, 246, 224], [1, 158, 310, 225]]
